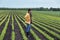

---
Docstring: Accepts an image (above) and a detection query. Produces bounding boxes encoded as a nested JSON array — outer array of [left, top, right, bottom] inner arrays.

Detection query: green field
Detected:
[[0, 10, 60, 40]]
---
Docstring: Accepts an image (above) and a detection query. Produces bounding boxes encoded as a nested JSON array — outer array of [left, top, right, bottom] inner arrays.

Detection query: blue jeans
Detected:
[[26, 24, 31, 32]]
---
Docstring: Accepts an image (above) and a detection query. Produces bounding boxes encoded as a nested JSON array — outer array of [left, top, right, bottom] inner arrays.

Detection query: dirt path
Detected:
[[31, 26, 47, 40], [14, 17, 23, 40], [4, 16, 12, 40]]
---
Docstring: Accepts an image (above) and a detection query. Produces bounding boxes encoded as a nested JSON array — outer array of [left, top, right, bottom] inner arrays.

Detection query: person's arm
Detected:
[[24, 14, 27, 18]]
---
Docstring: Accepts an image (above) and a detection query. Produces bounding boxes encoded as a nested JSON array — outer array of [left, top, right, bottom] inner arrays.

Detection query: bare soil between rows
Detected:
[[14, 16, 23, 40], [0, 16, 8, 35], [33, 23, 60, 40], [3, 16, 12, 40]]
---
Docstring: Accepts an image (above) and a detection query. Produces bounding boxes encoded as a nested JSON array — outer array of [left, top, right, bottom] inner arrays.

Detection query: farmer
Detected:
[[24, 9, 32, 37]]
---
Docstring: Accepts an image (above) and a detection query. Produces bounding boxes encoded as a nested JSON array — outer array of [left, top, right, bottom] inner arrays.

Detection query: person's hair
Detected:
[[28, 9, 31, 13]]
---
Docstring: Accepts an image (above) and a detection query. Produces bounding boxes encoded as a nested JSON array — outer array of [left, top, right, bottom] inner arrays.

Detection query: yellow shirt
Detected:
[[24, 13, 31, 24]]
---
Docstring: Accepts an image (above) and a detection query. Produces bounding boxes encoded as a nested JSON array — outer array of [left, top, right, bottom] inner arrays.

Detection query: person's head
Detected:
[[28, 9, 32, 13]]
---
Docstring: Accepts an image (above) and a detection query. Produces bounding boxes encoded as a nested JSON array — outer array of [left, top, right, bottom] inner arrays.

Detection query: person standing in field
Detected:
[[24, 9, 32, 37]]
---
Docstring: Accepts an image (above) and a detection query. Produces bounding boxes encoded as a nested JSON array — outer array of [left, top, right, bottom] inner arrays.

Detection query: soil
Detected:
[[16, 16, 35, 40], [33, 23, 59, 40], [14, 16, 23, 40], [31, 26, 47, 40], [3, 16, 12, 40], [0, 15, 59, 40], [36, 21, 60, 34], [0, 16, 8, 35]]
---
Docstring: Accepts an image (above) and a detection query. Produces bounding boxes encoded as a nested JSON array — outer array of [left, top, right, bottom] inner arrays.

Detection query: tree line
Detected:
[[0, 7, 60, 11]]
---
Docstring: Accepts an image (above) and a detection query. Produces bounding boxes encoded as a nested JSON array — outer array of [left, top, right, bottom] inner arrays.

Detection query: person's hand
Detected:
[[31, 21, 32, 24]]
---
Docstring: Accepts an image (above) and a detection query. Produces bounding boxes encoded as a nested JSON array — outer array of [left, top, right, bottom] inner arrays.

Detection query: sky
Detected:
[[0, 0, 60, 8]]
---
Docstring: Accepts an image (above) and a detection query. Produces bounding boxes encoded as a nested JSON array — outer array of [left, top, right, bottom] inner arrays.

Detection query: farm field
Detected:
[[0, 10, 60, 40]]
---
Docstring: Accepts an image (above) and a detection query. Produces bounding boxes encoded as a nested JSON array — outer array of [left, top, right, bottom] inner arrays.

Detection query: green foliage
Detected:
[[0, 10, 60, 40], [0, 16, 10, 40]]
